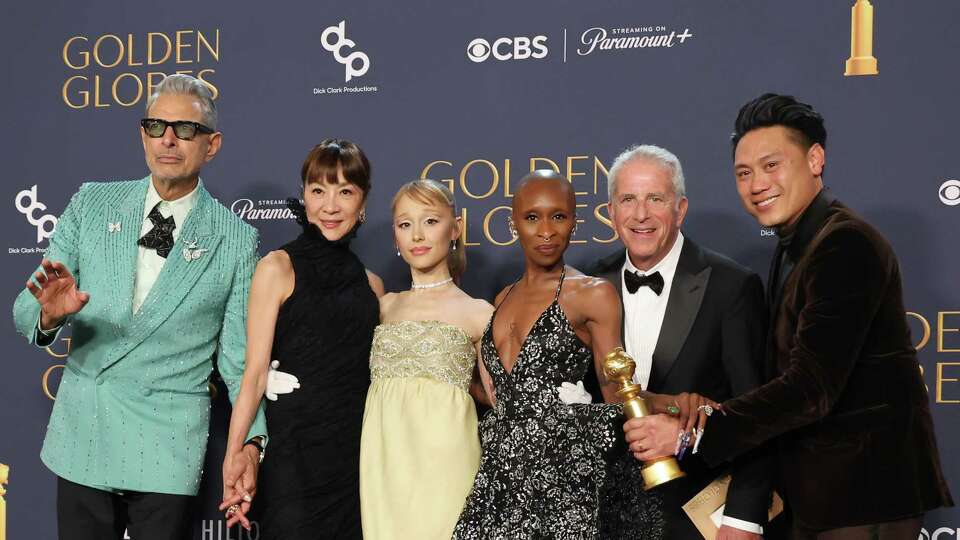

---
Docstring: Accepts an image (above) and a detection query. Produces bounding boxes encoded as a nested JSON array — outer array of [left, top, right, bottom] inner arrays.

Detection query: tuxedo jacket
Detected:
[[13, 177, 267, 496], [699, 193, 953, 530], [591, 238, 773, 538]]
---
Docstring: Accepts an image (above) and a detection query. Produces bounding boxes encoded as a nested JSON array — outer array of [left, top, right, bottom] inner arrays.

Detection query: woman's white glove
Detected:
[[265, 360, 300, 401], [557, 381, 592, 404]]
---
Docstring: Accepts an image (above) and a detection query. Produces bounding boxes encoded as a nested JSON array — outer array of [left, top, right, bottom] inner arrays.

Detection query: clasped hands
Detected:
[[624, 392, 720, 462], [219, 444, 262, 530], [218, 361, 300, 529]]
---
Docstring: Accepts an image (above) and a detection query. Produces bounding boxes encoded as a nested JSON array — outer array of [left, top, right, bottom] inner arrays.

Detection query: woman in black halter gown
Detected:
[[219, 139, 383, 539], [454, 171, 663, 539]]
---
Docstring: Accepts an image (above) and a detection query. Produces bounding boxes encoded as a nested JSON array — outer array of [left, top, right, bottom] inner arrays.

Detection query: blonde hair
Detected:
[[391, 179, 465, 281]]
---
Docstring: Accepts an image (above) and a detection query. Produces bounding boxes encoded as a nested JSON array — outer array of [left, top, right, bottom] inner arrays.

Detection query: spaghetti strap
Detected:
[[495, 280, 521, 310], [553, 266, 566, 302]]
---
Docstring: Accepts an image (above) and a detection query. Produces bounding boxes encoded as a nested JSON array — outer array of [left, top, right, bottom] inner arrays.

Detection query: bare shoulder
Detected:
[[379, 290, 400, 315], [564, 267, 617, 299], [252, 250, 294, 301], [469, 296, 495, 314], [456, 294, 495, 341], [466, 295, 495, 324], [366, 269, 385, 297], [563, 267, 619, 317], [256, 249, 293, 277]]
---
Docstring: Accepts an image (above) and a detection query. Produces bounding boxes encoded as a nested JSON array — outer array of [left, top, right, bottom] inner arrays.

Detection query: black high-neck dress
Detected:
[[255, 214, 379, 540]]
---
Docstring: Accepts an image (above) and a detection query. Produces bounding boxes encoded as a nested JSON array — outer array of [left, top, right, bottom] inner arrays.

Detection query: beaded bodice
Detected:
[[369, 320, 476, 393]]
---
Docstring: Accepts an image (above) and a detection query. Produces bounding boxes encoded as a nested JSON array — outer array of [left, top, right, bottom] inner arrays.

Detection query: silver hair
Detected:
[[144, 74, 218, 130], [607, 144, 686, 202]]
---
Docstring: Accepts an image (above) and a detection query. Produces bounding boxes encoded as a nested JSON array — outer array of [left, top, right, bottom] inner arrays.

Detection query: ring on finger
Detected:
[[226, 504, 241, 517], [667, 399, 681, 415]]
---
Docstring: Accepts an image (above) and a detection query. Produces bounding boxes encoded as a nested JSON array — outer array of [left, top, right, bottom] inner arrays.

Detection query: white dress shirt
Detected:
[[621, 233, 684, 390], [35, 178, 201, 344], [132, 179, 201, 313], [621, 232, 763, 535]]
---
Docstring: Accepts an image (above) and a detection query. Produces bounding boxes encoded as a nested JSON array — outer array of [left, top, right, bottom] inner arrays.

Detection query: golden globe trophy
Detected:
[[0, 462, 8, 540], [845, 0, 879, 76], [602, 348, 685, 490]]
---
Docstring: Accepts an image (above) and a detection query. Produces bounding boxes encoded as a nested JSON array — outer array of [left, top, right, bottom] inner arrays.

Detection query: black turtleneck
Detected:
[[767, 188, 836, 316]]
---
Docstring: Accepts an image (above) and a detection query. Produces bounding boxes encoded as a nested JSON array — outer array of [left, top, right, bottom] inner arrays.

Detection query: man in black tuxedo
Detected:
[[625, 95, 953, 539], [590, 145, 773, 539]]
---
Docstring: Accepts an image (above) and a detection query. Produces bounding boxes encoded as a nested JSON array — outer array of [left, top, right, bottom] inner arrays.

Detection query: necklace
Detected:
[[411, 277, 453, 290]]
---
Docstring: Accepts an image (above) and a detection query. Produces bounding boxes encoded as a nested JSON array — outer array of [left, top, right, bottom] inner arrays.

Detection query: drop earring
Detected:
[[507, 218, 517, 239]]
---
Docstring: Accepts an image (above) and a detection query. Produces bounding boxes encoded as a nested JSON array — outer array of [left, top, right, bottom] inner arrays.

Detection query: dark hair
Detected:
[[731, 93, 826, 154], [300, 138, 372, 199]]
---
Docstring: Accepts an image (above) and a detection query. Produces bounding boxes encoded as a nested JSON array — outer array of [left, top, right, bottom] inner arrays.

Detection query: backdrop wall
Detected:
[[2, 1, 957, 538]]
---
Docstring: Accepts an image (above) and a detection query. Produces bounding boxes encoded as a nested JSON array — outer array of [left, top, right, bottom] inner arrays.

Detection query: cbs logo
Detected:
[[467, 35, 548, 63], [15, 185, 58, 243], [939, 179, 960, 206], [321, 20, 370, 82]]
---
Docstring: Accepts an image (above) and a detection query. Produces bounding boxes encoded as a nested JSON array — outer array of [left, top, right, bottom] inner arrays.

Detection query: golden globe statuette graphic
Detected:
[[602, 348, 685, 490], [845, 0, 879, 76], [0, 462, 7, 540]]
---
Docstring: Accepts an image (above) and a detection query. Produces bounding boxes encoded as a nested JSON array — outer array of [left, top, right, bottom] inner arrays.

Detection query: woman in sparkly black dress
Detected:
[[453, 171, 663, 539], [219, 139, 383, 539]]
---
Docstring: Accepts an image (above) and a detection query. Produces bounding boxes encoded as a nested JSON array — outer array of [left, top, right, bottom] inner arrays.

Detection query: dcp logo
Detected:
[[15, 185, 58, 243], [467, 35, 548, 63], [321, 20, 370, 82], [939, 179, 960, 206]]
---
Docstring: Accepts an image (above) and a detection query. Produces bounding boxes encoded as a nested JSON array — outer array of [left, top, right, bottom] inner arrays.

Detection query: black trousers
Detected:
[[57, 476, 195, 540]]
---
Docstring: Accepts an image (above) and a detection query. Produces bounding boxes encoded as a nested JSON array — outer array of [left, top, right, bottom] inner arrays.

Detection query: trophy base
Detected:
[[845, 56, 878, 76], [641, 456, 686, 490]]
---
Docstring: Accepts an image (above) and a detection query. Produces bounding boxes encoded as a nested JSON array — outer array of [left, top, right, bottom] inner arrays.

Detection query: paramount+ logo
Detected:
[[467, 35, 548, 63]]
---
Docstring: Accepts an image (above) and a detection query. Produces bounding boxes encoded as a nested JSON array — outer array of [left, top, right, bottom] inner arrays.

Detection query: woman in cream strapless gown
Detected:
[[359, 180, 494, 539]]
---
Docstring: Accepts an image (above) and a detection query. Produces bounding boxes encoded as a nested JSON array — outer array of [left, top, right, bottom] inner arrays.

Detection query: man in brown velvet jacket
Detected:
[[624, 93, 953, 539]]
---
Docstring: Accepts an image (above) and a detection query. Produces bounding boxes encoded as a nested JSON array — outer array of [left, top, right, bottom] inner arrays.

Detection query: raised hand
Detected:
[[26, 259, 89, 328]]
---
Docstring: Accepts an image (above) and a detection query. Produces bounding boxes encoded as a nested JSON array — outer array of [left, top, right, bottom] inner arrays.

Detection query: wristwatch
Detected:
[[243, 436, 265, 463]]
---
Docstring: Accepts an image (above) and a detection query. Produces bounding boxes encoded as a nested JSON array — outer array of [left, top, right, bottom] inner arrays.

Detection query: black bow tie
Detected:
[[624, 269, 664, 295], [137, 203, 176, 258]]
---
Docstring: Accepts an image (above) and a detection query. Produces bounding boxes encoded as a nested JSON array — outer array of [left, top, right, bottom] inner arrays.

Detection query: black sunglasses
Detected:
[[140, 118, 215, 141]]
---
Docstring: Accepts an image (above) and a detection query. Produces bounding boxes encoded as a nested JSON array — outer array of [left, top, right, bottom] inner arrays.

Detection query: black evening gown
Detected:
[[255, 209, 378, 540], [453, 268, 664, 539]]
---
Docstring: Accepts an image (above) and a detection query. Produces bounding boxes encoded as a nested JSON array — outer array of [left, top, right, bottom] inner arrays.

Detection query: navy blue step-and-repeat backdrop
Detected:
[[1, 1, 958, 538]]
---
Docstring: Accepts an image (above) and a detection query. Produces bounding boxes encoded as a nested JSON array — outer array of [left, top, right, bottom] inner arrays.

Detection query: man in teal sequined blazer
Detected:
[[12, 74, 266, 540]]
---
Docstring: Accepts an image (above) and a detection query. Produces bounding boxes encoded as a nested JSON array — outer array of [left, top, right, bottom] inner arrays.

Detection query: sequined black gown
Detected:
[[255, 213, 378, 540], [454, 270, 663, 539]]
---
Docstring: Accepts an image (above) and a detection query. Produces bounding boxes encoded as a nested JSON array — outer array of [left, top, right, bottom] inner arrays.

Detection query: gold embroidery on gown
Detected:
[[360, 320, 481, 540]]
